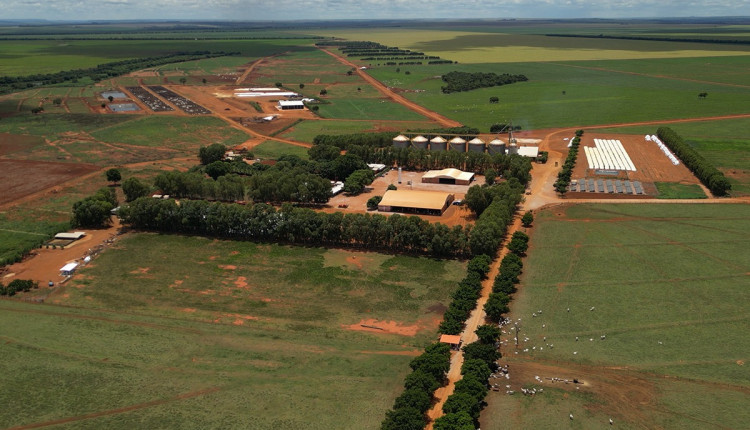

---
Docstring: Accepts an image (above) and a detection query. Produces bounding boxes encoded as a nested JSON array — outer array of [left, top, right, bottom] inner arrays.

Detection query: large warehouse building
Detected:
[[421, 168, 475, 185], [378, 190, 454, 216]]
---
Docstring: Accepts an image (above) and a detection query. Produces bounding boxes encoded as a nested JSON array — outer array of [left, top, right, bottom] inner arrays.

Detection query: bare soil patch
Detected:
[[0, 133, 43, 155], [343, 318, 422, 336], [0, 159, 99, 206]]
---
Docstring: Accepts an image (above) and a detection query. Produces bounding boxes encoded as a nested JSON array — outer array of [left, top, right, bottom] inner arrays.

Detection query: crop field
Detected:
[[0, 234, 465, 429], [366, 57, 750, 130], [653, 182, 707, 199], [481, 203, 750, 429], [0, 39, 317, 76], [310, 29, 750, 63]]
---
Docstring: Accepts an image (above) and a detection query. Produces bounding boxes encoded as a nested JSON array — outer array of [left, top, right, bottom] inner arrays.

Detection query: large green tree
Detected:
[[122, 177, 150, 202], [105, 168, 121, 184], [198, 143, 226, 165]]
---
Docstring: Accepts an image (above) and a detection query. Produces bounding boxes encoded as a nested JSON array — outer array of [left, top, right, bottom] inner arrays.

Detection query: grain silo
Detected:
[[507, 142, 518, 155], [449, 136, 466, 152], [411, 135, 428, 150], [488, 138, 506, 154], [393, 134, 409, 149], [468, 137, 486, 153], [430, 136, 447, 151]]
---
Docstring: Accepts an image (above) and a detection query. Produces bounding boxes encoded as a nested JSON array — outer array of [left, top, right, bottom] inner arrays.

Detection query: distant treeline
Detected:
[[0, 51, 235, 94], [119, 199, 472, 258], [441, 71, 528, 94], [317, 39, 453, 65], [546, 33, 750, 46], [656, 127, 732, 196], [0, 36, 323, 41]]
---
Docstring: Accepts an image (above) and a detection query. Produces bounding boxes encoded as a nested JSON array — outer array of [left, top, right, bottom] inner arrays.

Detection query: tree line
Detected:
[[441, 71, 528, 94], [656, 127, 732, 196], [118, 199, 473, 258], [0, 51, 235, 95], [547, 33, 750, 46], [71, 187, 118, 228], [554, 130, 584, 194]]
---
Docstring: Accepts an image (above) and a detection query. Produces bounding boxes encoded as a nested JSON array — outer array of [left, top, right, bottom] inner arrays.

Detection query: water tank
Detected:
[[488, 138, 506, 154], [393, 134, 409, 149], [430, 136, 447, 152], [449, 136, 466, 152], [411, 135, 428, 150], [508, 143, 518, 155], [468, 137, 486, 153]]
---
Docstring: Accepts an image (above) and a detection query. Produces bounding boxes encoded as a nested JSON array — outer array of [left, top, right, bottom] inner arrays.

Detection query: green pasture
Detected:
[[0, 38, 316, 76], [365, 57, 750, 130], [0, 112, 133, 137], [279, 119, 436, 143], [596, 119, 750, 196], [483, 203, 750, 428], [252, 49, 360, 86], [252, 140, 310, 160], [653, 182, 706, 199], [90, 116, 248, 151], [0, 215, 69, 265], [0, 234, 465, 429]]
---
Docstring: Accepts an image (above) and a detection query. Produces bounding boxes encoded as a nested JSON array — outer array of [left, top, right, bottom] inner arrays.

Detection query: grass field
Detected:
[[654, 182, 707, 199], [480, 203, 750, 429], [280, 119, 436, 143], [252, 140, 310, 160], [0, 234, 465, 429]]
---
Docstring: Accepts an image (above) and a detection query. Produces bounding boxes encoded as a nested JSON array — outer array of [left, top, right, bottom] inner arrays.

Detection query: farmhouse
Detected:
[[439, 334, 462, 350], [277, 100, 305, 110], [422, 168, 475, 185], [378, 190, 454, 215]]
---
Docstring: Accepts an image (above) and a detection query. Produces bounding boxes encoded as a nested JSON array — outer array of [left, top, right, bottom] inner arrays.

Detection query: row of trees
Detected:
[[0, 279, 37, 297], [380, 342, 452, 430], [436, 326, 501, 428], [438, 254, 491, 335], [656, 127, 732, 196], [0, 51, 234, 95], [153, 171, 247, 202], [71, 187, 117, 228], [465, 180, 526, 256], [554, 130, 584, 194], [441, 71, 528, 94], [119, 199, 473, 258]]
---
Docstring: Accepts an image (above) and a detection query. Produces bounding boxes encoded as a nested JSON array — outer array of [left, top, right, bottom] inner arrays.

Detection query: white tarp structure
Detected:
[[648, 135, 680, 165], [60, 262, 79, 276], [517, 146, 539, 158], [584, 139, 636, 171], [235, 91, 299, 98], [54, 232, 86, 240]]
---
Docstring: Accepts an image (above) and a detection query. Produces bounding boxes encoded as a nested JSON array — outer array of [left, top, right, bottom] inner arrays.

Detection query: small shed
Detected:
[[60, 262, 79, 276], [440, 334, 462, 350], [54, 232, 86, 240]]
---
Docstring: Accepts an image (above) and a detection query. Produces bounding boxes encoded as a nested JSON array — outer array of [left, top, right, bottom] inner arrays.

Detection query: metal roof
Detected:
[[422, 168, 475, 182], [379, 190, 453, 211]]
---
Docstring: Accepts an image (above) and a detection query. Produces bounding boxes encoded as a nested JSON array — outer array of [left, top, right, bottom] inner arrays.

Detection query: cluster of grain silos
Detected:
[[392, 134, 514, 154]]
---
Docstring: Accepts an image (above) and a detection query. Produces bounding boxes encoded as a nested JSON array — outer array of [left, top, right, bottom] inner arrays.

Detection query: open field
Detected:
[[251, 140, 310, 160], [0, 234, 465, 429], [654, 182, 707, 199], [279, 119, 436, 142], [366, 57, 750, 130], [481, 203, 750, 429]]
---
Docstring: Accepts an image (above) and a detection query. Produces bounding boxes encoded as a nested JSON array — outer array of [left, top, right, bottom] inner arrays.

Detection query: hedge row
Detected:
[[380, 342, 452, 430], [656, 127, 732, 196], [484, 251, 523, 322], [554, 129, 584, 194], [468, 183, 524, 256]]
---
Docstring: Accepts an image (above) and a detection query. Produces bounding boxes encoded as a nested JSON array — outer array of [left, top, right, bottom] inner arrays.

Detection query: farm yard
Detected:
[[0, 234, 465, 429], [0, 19, 749, 430], [481, 203, 750, 429]]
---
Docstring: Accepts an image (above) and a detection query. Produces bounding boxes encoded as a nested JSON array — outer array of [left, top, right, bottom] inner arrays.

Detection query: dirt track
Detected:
[[5, 387, 220, 429]]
